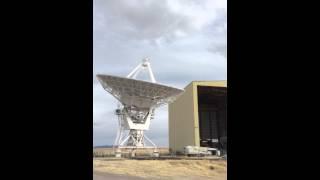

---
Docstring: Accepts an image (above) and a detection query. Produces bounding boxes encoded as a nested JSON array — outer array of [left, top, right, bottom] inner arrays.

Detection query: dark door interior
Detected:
[[198, 86, 227, 153]]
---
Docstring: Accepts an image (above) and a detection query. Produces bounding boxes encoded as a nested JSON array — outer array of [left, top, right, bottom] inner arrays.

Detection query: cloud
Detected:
[[94, 0, 226, 46], [94, 0, 190, 44], [204, 9, 227, 57]]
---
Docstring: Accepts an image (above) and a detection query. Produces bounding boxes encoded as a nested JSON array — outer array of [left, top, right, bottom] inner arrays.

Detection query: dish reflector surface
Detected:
[[97, 74, 184, 108]]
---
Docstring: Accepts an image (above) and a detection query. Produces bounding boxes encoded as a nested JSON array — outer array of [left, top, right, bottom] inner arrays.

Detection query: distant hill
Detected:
[[94, 145, 113, 148]]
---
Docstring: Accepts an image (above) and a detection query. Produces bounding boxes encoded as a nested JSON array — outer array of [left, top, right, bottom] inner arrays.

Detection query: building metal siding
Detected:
[[168, 81, 227, 153]]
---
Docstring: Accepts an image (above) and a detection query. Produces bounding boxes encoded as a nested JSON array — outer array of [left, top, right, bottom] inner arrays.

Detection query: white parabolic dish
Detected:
[[96, 74, 184, 109]]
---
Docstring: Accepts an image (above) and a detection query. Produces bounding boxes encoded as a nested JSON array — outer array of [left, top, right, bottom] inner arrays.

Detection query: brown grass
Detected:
[[93, 159, 226, 180]]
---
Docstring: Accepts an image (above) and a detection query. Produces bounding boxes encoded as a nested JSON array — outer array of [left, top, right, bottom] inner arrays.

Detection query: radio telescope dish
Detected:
[[96, 74, 184, 109], [96, 58, 184, 151]]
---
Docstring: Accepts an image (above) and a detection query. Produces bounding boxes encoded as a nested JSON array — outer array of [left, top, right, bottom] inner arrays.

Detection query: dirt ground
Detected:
[[94, 171, 145, 180], [93, 158, 227, 180]]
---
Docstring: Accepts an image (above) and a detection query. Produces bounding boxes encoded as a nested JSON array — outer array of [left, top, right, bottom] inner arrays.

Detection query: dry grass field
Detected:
[[93, 158, 227, 180], [93, 148, 227, 180]]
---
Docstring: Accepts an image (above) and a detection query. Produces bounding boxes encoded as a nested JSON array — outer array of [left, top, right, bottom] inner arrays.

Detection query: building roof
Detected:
[[185, 80, 227, 89]]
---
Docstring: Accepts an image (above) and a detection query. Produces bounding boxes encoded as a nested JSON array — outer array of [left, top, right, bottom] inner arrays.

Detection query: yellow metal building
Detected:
[[168, 81, 227, 154]]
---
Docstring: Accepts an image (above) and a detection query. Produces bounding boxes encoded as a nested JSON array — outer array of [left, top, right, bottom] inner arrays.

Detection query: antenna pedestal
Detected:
[[114, 105, 157, 149]]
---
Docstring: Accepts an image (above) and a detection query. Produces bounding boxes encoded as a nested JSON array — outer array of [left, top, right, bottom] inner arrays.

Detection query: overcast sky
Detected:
[[93, 0, 227, 147]]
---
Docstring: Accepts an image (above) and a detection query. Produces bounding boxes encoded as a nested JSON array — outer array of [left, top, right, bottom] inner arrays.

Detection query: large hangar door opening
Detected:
[[198, 86, 227, 151]]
